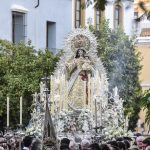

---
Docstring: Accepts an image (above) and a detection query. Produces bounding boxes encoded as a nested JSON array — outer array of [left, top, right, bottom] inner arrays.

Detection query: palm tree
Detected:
[[141, 89, 150, 130]]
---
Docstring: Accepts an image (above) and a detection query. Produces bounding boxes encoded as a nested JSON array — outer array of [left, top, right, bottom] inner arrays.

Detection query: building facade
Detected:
[[72, 0, 134, 36], [0, 0, 72, 53], [134, 0, 150, 91], [134, 0, 150, 133], [0, 0, 135, 52]]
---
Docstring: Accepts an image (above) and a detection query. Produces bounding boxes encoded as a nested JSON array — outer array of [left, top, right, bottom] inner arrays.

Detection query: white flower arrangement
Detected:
[[78, 109, 94, 132], [103, 126, 134, 140]]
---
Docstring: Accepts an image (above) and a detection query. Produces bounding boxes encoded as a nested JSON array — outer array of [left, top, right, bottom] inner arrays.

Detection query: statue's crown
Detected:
[[71, 34, 90, 53]]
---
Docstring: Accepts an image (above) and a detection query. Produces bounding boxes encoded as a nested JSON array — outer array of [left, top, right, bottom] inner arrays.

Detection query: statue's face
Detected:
[[78, 49, 84, 57]]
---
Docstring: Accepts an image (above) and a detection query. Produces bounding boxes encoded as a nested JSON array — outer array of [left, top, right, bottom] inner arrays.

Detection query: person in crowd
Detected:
[[117, 141, 126, 150], [109, 145, 120, 150], [89, 143, 100, 150], [142, 138, 150, 150], [99, 144, 111, 150], [0, 136, 7, 150], [136, 136, 145, 150], [60, 138, 70, 150], [69, 140, 79, 150], [80, 139, 90, 150], [128, 145, 138, 150], [31, 138, 42, 150], [124, 140, 131, 150], [107, 141, 119, 149], [7, 137, 16, 150], [116, 137, 124, 142], [22, 136, 33, 150]]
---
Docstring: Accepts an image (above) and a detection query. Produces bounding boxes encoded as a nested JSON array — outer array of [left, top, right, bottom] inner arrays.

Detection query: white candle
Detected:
[[50, 75, 54, 114], [65, 80, 68, 110], [59, 77, 62, 112], [126, 115, 129, 127], [88, 74, 91, 109], [61, 75, 64, 110], [20, 96, 22, 125], [7, 97, 9, 127], [99, 98, 102, 126], [90, 78, 94, 112], [96, 71, 100, 96], [84, 81, 86, 108]]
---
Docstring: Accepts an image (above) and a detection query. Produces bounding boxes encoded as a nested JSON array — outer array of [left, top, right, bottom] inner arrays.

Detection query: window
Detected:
[[134, 12, 138, 18], [46, 21, 56, 53], [12, 12, 26, 43], [114, 5, 122, 29], [96, 9, 101, 30], [75, 0, 81, 28], [134, 12, 138, 32]]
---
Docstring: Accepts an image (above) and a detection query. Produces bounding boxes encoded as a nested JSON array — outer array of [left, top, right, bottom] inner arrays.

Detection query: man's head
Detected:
[[23, 136, 33, 148], [61, 138, 70, 145], [60, 138, 70, 150]]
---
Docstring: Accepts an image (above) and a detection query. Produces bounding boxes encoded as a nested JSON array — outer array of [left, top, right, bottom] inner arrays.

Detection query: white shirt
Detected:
[[23, 147, 30, 150]]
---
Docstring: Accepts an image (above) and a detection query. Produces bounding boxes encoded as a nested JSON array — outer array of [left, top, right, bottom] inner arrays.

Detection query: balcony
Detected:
[[135, 16, 150, 45]]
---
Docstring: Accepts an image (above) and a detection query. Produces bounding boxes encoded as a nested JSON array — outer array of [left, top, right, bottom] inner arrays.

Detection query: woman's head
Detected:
[[75, 49, 86, 58]]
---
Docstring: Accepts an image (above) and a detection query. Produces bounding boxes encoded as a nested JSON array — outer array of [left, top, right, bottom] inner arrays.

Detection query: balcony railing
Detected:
[[134, 16, 150, 44], [135, 16, 150, 37]]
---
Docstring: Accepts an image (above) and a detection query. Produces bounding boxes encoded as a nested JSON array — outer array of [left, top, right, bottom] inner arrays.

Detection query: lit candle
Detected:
[[7, 97, 9, 127], [20, 96, 22, 125]]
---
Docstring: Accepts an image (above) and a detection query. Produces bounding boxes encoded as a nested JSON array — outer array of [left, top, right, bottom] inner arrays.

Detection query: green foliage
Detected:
[[141, 90, 150, 129], [91, 20, 142, 130], [0, 40, 60, 130]]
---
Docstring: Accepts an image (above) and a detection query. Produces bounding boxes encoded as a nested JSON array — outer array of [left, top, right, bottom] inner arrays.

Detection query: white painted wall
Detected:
[[85, 1, 95, 26], [0, 0, 72, 51], [0, 0, 134, 50], [105, 1, 114, 29], [122, 1, 134, 36]]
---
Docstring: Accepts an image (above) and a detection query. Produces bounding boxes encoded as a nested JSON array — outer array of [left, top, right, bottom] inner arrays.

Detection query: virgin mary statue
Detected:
[[51, 29, 109, 113]]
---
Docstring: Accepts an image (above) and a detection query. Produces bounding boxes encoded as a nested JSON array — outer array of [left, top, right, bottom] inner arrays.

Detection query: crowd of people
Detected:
[[59, 135, 150, 150], [0, 133, 150, 150]]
